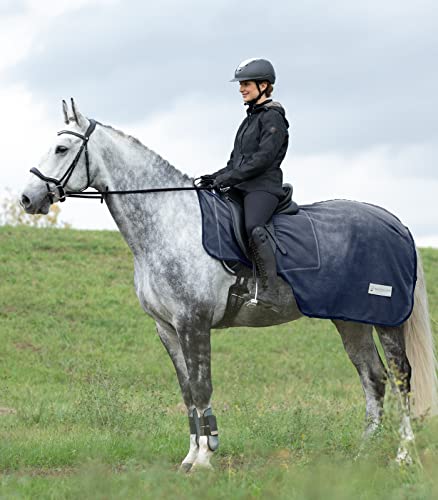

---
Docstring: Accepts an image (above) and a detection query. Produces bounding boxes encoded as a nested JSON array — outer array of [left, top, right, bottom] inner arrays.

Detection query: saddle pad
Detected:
[[197, 190, 416, 326]]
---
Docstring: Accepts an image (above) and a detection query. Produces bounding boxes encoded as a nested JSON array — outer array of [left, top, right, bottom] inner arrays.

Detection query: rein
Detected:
[[61, 185, 213, 204], [30, 118, 214, 204]]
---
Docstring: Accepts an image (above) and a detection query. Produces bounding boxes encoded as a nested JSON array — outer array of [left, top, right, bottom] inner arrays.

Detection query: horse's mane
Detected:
[[95, 120, 193, 183]]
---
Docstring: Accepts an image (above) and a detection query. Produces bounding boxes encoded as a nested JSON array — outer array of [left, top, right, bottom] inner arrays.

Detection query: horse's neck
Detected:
[[92, 125, 197, 257]]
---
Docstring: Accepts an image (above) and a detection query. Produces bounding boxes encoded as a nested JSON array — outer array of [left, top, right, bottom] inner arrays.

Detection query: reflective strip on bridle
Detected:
[[30, 119, 97, 203]]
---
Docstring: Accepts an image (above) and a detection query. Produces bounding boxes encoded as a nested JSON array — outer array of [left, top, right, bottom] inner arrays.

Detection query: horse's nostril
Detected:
[[21, 194, 31, 208]]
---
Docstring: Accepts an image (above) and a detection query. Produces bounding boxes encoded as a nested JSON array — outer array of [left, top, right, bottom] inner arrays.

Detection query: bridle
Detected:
[[29, 118, 215, 203], [30, 119, 97, 204]]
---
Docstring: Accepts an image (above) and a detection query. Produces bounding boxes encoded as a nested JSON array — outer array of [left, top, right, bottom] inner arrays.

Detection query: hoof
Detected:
[[189, 462, 214, 473], [179, 462, 193, 473]]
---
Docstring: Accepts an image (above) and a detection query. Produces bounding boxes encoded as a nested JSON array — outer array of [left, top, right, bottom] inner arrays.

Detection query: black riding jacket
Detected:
[[213, 99, 289, 199]]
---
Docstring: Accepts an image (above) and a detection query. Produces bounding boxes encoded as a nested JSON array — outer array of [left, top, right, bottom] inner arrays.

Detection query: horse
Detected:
[[20, 98, 438, 471]]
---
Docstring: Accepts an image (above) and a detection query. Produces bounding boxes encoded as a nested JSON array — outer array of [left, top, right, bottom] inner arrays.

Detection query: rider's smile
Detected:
[[239, 80, 267, 103]]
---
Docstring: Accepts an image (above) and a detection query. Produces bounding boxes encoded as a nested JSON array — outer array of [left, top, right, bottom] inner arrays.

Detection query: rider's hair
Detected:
[[265, 82, 273, 98], [259, 81, 274, 98]]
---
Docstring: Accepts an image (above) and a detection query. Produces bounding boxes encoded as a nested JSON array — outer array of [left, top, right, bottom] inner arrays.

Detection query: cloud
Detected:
[[0, 0, 26, 15], [0, 0, 115, 73], [0, 84, 56, 187], [289, 147, 438, 241], [4, 0, 437, 156]]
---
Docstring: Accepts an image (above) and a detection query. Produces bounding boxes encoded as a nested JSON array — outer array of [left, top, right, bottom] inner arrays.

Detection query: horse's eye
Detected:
[[55, 145, 68, 154]]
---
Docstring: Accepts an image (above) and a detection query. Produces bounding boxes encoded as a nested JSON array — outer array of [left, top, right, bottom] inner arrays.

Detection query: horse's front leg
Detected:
[[155, 320, 199, 472], [176, 319, 218, 471]]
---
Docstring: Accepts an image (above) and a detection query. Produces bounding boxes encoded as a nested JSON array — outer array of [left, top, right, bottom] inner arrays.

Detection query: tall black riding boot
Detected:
[[248, 225, 279, 311]]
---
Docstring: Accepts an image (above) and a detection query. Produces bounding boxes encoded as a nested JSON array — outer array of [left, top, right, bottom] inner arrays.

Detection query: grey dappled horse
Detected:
[[21, 99, 438, 471]]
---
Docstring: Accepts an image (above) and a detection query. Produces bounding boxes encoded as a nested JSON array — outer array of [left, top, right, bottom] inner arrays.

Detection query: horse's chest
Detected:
[[133, 261, 186, 322]]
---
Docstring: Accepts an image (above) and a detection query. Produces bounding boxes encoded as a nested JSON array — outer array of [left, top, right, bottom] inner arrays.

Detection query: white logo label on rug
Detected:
[[368, 283, 392, 297]]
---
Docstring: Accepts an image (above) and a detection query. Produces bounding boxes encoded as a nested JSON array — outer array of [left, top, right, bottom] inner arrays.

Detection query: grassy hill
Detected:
[[1, 226, 438, 499]]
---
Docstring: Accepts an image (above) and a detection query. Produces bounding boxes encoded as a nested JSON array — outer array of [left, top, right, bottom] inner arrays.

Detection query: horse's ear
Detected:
[[70, 97, 88, 129], [62, 99, 69, 125]]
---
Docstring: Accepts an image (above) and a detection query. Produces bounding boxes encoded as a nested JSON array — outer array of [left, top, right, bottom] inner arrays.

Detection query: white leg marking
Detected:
[[396, 414, 414, 465], [179, 434, 199, 473], [191, 436, 214, 471]]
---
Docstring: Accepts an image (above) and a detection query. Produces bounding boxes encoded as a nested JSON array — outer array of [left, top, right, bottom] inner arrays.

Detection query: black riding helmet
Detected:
[[230, 58, 276, 83], [230, 58, 276, 107]]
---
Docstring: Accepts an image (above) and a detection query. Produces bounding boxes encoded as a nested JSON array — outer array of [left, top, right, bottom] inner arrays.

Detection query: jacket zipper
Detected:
[[238, 114, 252, 168]]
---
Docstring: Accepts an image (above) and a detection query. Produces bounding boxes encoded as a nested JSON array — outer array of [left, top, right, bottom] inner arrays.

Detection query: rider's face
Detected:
[[239, 80, 267, 103]]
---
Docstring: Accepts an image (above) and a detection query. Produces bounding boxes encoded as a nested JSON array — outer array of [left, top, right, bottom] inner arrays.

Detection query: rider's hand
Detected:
[[198, 174, 216, 188], [212, 173, 232, 190]]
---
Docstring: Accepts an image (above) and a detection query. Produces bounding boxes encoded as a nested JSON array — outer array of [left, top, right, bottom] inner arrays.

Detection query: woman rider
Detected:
[[200, 58, 290, 311]]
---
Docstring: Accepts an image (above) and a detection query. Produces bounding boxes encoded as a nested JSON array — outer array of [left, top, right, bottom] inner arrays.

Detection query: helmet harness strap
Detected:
[[245, 81, 267, 109]]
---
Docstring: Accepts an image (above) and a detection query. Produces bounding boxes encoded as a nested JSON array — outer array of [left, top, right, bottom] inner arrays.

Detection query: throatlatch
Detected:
[[188, 407, 219, 451]]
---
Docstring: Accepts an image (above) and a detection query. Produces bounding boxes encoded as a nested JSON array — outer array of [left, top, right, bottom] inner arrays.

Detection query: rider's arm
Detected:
[[209, 150, 234, 178]]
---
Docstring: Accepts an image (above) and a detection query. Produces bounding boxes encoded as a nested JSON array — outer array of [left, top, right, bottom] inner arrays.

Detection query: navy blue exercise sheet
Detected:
[[197, 190, 417, 327]]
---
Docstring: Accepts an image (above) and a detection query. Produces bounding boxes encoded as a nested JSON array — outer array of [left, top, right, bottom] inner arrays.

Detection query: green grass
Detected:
[[1, 226, 438, 499]]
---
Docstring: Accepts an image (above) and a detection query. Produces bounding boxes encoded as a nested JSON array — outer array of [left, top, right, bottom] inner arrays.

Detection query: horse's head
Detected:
[[21, 98, 97, 214]]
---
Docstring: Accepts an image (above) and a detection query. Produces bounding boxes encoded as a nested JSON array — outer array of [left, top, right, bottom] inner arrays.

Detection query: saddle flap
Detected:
[[277, 184, 299, 215], [223, 184, 299, 258]]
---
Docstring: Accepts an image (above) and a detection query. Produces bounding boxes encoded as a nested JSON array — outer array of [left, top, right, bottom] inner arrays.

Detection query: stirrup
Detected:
[[246, 297, 259, 309], [254, 297, 280, 313], [244, 280, 279, 312], [245, 269, 260, 309], [245, 297, 279, 313]]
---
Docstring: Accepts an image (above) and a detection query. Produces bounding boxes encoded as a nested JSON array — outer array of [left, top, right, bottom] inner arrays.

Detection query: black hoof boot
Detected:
[[247, 226, 280, 312]]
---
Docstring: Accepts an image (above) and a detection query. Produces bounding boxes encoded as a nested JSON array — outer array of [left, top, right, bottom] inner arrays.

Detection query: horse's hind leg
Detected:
[[332, 320, 387, 437], [375, 324, 414, 464]]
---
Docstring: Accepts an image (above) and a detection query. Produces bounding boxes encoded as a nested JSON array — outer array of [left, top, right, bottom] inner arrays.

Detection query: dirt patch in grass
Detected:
[[13, 341, 41, 352], [0, 467, 76, 478], [0, 407, 16, 415]]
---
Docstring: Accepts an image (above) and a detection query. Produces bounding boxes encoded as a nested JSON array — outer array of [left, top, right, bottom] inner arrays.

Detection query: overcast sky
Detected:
[[1, 0, 437, 246]]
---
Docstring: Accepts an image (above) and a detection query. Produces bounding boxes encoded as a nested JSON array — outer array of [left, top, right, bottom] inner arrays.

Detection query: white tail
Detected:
[[404, 249, 438, 417]]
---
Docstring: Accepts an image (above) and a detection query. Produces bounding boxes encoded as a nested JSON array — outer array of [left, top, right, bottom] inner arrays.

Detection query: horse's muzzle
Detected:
[[21, 194, 32, 210], [20, 191, 51, 214]]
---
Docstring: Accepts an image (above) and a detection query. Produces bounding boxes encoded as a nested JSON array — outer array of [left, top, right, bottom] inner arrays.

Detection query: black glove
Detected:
[[198, 174, 216, 188], [212, 172, 233, 190]]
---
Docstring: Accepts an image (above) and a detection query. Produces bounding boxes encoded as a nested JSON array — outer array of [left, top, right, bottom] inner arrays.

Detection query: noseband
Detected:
[[30, 119, 97, 203]]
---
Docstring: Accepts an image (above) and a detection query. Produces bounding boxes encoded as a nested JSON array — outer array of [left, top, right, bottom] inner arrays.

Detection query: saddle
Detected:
[[222, 183, 299, 259]]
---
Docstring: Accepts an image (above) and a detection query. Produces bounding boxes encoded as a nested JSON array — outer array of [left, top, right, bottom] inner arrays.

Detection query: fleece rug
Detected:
[[197, 190, 416, 326]]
